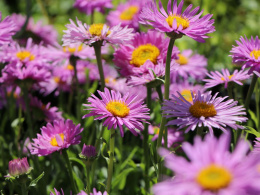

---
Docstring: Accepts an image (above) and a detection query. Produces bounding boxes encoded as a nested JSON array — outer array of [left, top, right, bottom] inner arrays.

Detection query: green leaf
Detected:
[[112, 168, 134, 189], [29, 172, 44, 187], [248, 109, 258, 127], [245, 126, 260, 137], [119, 147, 138, 170], [73, 171, 84, 191], [69, 157, 87, 178]]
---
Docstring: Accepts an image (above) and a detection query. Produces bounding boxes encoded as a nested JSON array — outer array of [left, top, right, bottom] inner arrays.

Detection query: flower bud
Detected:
[[8, 157, 32, 177], [79, 144, 97, 160]]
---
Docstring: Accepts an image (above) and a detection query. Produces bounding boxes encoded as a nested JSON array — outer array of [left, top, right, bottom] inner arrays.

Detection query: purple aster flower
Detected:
[[171, 49, 208, 80], [253, 138, 260, 154], [153, 133, 260, 195], [204, 69, 251, 89], [107, 0, 145, 30], [148, 125, 184, 148], [139, 0, 215, 42], [162, 91, 247, 134], [230, 36, 260, 76], [74, 0, 112, 15], [50, 188, 65, 195], [62, 18, 134, 46], [78, 188, 107, 195], [6, 157, 32, 177], [83, 88, 150, 137], [11, 14, 58, 46], [30, 120, 83, 156], [0, 12, 16, 46]]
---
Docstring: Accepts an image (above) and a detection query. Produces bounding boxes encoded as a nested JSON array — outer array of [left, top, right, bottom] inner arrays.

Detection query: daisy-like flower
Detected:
[[172, 49, 208, 80], [204, 69, 251, 89], [107, 0, 145, 30], [30, 120, 83, 156], [78, 188, 107, 195], [163, 91, 247, 134], [83, 88, 150, 137], [74, 0, 112, 15], [139, 0, 215, 42], [62, 18, 134, 46], [253, 138, 260, 154], [153, 133, 260, 195], [230, 36, 260, 76], [0, 12, 16, 46]]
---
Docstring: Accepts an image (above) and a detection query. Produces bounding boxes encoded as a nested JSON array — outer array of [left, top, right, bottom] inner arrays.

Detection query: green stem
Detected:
[[245, 74, 258, 110], [156, 85, 163, 103], [86, 163, 91, 194], [63, 150, 77, 194], [143, 87, 152, 193], [106, 129, 115, 194], [93, 42, 105, 91], [36, 0, 49, 23], [21, 182, 27, 195], [256, 80, 260, 132], [22, 87, 33, 139], [227, 83, 234, 100], [196, 126, 204, 136]]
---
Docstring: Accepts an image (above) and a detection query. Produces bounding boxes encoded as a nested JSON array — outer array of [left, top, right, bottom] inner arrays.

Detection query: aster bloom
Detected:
[[230, 36, 260, 76], [62, 18, 134, 46], [172, 49, 208, 80], [78, 188, 107, 195], [6, 157, 32, 177], [30, 120, 83, 156], [83, 88, 150, 137], [253, 138, 260, 154], [204, 69, 251, 89], [74, 0, 112, 15], [50, 188, 65, 195], [0, 12, 16, 46], [163, 91, 247, 134], [107, 0, 145, 30], [153, 133, 260, 195], [139, 0, 215, 42], [79, 144, 97, 160]]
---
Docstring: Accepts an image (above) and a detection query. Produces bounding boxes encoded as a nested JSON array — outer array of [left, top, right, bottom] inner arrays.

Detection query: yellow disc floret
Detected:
[[50, 133, 65, 147], [130, 44, 160, 67], [63, 45, 83, 53], [176, 54, 189, 65], [221, 75, 233, 81], [89, 23, 110, 37], [16, 51, 35, 61], [106, 101, 130, 118], [66, 64, 74, 71], [196, 164, 232, 191], [250, 49, 260, 60], [181, 89, 193, 102], [189, 101, 217, 118], [166, 15, 189, 29], [120, 6, 139, 21]]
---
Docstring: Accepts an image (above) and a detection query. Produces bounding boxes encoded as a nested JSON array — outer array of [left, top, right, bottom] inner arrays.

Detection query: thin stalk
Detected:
[[156, 85, 163, 103], [86, 162, 91, 194], [227, 83, 234, 100], [143, 87, 152, 193], [21, 182, 27, 195], [256, 80, 260, 131], [63, 150, 77, 194], [36, 0, 49, 23], [22, 87, 33, 139], [106, 129, 115, 194], [93, 42, 105, 91], [245, 74, 258, 110]]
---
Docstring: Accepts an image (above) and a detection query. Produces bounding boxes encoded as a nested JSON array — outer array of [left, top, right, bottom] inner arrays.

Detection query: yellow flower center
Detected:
[[120, 6, 139, 20], [221, 75, 233, 81], [189, 101, 217, 118], [67, 64, 74, 71], [50, 133, 65, 147], [166, 15, 189, 29], [16, 51, 35, 61], [54, 76, 60, 83], [250, 49, 260, 60], [105, 77, 116, 84], [130, 44, 160, 67], [176, 54, 189, 65], [181, 89, 193, 102], [63, 45, 83, 53], [89, 23, 110, 37], [106, 101, 130, 118], [196, 164, 232, 191], [154, 127, 160, 135]]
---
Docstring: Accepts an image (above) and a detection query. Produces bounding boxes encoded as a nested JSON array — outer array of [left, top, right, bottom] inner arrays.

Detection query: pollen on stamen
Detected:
[[189, 101, 217, 118], [106, 101, 130, 118]]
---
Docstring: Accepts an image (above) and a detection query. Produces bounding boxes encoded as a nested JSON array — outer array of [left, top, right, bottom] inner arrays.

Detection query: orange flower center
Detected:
[[189, 101, 217, 118], [166, 15, 189, 29], [89, 23, 111, 37], [176, 54, 189, 65], [106, 101, 130, 117], [16, 51, 35, 61]]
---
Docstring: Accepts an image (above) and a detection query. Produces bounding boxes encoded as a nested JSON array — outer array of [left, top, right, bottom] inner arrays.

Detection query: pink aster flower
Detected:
[[230, 35, 260, 76], [74, 0, 112, 15], [62, 18, 134, 46], [171, 49, 208, 80], [0, 12, 16, 46], [107, 0, 145, 30], [83, 88, 150, 137], [153, 133, 260, 195], [162, 91, 247, 134], [78, 188, 107, 195], [204, 69, 251, 89], [6, 157, 32, 177], [139, 0, 215, 42], [50, 188, 65, 195], [30, 119, 83, 156], [253, 138, 260, 154]]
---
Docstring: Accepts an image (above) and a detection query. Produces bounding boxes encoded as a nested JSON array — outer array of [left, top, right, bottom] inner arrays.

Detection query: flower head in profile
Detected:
[[6, 157, 32, 178], [204, 69, 251, 89], [83, 88, 150, 137], [230, 36, 260, 76], [30, 120, 83, 156], [78, 188, 107, 195], [74, 0, 112, 15], [79, 144, 97, 161], [62, 18, 134, 46], [153, 133, 260, 195], [163, 91, 247, 134], [139, 0, 215, 42], [0, 12, 16, 46]]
